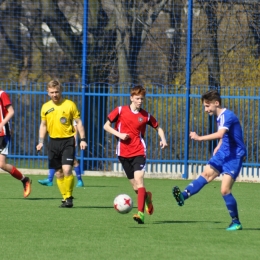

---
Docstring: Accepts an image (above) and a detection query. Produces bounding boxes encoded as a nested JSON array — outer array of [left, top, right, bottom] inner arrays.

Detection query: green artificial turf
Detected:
[[0, 174, 259, 260]]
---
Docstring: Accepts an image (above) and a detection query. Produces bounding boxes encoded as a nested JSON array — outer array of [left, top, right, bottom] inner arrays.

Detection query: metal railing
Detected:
[[2, 83, 259, 180]]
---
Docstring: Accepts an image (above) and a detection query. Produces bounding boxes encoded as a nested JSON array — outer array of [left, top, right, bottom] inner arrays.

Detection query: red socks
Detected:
[[137, 187, 146, 212], [10, 166, 24, 180]]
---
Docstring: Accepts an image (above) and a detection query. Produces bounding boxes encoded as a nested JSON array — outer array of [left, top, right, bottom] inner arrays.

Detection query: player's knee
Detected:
[[0, 163, 5, 170], [55, 169, 63, 178], [73, 159, 79, 167], [201, 171, 213, 182], [220, 187, 231, 196], [201, 166, 218, 182]]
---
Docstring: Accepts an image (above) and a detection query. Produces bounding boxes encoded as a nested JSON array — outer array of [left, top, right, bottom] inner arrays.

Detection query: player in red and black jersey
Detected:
[[104, 85, 167, 224], [0, 90, 31, 198]]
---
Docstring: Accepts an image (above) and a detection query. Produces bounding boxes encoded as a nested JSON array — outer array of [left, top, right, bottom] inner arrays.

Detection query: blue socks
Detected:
[[48, 169, 55, 182], [223, 193, 240, 224], [74, 165, 82, 181], [182, 176, 208, 199], [49, 166, 82, 182], [180, 176, 240, 224]]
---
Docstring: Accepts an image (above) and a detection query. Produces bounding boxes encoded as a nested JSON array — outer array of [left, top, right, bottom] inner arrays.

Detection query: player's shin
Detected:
[[48, 169, 55, 182], [183, 175, 208, 198], [137, 187, 146, 212], [10, 166, 24, 180], [74, 165, 82, 180], [57, 177, 66, 200], [223, 193, 240, 224], [64, 174, 75, 198]]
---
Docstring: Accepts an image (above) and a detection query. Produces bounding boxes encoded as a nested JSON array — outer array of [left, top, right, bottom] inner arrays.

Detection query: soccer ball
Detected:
[[113, 194, 133, 214]]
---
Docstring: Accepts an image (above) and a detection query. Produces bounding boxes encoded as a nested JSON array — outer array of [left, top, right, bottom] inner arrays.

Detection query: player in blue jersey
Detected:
[[172, 89, 246, 231]]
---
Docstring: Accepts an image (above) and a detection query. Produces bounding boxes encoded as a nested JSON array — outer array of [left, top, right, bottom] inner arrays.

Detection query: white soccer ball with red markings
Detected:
[[113, 194, 133, 214]]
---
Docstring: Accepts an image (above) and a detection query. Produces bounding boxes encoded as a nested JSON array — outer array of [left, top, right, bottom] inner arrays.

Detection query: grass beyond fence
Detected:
[[0, 175, 259, 260]]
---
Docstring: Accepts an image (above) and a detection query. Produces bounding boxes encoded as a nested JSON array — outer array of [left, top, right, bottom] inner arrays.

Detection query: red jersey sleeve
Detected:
[[107, 106, 121, 123], [147, 114, 159, 129], [0, 91, 12, 107]]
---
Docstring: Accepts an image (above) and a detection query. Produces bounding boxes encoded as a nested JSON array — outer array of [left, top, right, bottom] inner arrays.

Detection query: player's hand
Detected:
[[119, 133, 129, 140], [80, 141, 87, 150], [160, 140, 168, 149], [190, 131, 200, 141], [36, 143, 44, 153]]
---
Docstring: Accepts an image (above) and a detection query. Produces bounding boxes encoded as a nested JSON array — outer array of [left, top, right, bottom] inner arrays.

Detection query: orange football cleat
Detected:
[[22, 177, 32, 198], [145, 191, 154, 215]]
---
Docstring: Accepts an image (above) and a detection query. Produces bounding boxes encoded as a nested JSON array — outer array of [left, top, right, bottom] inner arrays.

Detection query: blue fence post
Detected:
[[183, 0, 193, 179], [81, 0, 88, 174]]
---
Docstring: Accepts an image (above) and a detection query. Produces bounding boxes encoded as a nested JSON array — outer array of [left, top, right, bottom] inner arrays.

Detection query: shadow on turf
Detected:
[[129, 226, 148, 229], [74, 206, 138, 209], [232, 228, 260, 231], [5, 197, 61, 200], [75, 206, 114, 209], [36, 185, 117, 188], [153, 220, 222, 224], [84, 185, 118, 188], [213, 227, 260, 231]]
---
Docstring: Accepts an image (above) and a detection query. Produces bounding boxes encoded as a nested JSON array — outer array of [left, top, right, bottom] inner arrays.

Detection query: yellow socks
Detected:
[[56, 177, 66, 200], [64, 174, 75, 198]]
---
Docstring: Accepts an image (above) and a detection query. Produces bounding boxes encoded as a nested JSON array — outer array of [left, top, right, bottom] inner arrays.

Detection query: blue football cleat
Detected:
[[76, 180, 84, 187], [172, 186, 185, 206], [38, 178, 53, 186], [226, 222, 242, 231]]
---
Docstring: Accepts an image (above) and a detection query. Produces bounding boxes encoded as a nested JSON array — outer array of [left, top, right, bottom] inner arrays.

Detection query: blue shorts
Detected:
[[208, 151, 243, 180]]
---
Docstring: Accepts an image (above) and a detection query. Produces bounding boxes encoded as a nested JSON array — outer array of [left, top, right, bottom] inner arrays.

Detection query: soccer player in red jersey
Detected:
[[0, 90, 31, 198], [104, 85, 167, 224]]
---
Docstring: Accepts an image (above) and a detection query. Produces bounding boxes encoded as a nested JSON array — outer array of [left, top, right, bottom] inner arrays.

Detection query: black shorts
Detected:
[[0, 135, 10, 153], [48, 137, 75, 170], [118, 156, 146, 180]]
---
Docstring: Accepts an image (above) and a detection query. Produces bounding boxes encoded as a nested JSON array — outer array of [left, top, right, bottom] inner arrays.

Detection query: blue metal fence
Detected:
[[3, 83, 260, 179]]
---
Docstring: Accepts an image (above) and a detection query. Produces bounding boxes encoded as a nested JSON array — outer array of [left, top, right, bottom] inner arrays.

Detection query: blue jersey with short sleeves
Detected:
[[217, 109, 246, 157]]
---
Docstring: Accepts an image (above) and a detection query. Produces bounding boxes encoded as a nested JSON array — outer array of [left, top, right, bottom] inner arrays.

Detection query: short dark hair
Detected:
[[201, 90, 221, 105]]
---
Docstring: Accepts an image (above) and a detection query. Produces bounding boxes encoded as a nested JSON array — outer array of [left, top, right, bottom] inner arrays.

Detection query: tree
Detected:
[[112, 0, 169, 84], [167, 0, 183, 84], [247, 4, 260, 59], [0, 0, 23, 81]]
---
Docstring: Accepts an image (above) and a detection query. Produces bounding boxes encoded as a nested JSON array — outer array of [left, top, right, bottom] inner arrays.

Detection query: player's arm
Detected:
[[73, 121, 78, 146], [103, 120, 129, 140], [74, 125, 78, 138], [74, 118, 87, 150], [155, 127, 168, 149], [3, 105, 14, 123], [190, 128, 227, 141], [36, 120, 47, 151], [148, 114, 167, 149], [0, 104, 14, 133]]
